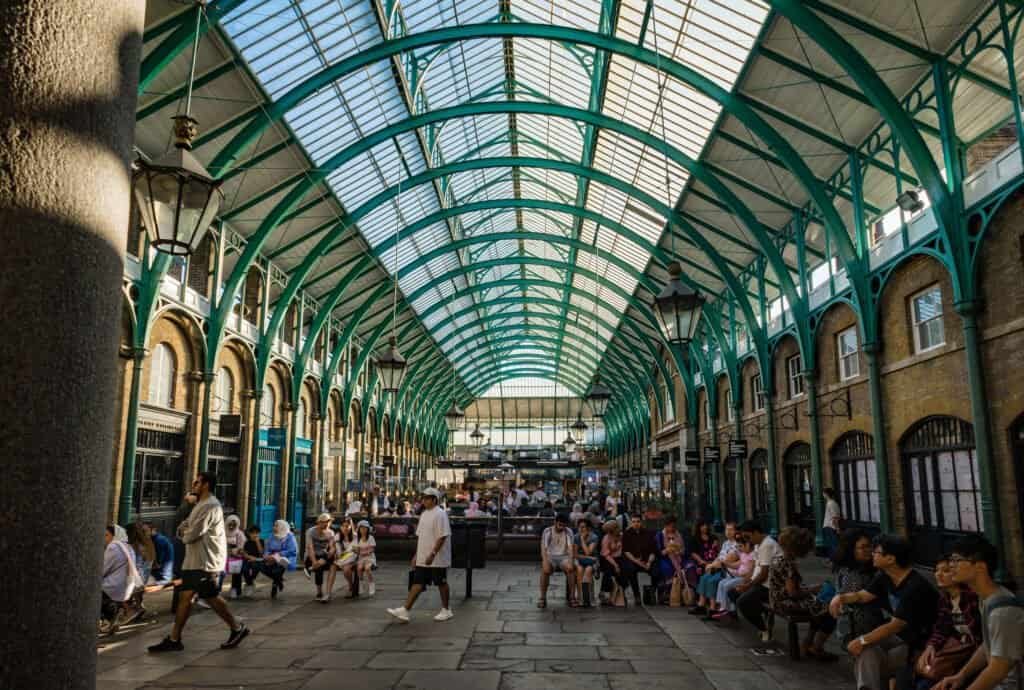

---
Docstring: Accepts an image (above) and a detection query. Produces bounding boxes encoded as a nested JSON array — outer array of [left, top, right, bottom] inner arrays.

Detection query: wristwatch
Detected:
[[859, 635, 870, 647]]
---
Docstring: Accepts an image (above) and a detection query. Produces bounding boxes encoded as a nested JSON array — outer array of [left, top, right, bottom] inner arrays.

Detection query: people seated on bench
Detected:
[[833, 529, 886, 654], [828, 535, 939, 690], [912, 554, 981, 690], [935, 534, 1023, 690], [711, 537, 755, 621], [655, 515, 687, 601], [599, 519, 630, 605], [575, 519, 600, 608], [691, 521, 740, 617], [733, 520, 782, 642], [623, 514, 660, 606], [687, 520, 720, 590], [768, 526, 838, 661], [539, 513, 577, 609]]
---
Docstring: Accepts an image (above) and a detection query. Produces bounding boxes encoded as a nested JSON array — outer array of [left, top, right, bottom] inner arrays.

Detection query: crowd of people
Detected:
[[103, 477, 1022, 690]]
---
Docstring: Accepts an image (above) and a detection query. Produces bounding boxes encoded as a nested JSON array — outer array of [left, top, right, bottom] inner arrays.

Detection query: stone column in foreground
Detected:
[[0, 2, 145, 688]]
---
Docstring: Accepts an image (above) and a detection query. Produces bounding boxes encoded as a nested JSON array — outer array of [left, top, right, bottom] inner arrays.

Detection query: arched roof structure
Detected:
[[136, 0, 1022, 448]]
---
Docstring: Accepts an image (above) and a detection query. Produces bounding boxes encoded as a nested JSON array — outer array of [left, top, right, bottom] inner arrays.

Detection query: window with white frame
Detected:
[[911, 285, 945, 353], [148, 343, 176, 408], [751, 374, 765, 412], [213, 366, 234, 413], [662, 367, 674, 424], [296, 398, 307, 439], [786, 354, 804, 398], [837, 327, 860, 381], [726, 389, 735, 422], [260, 384, 275, 426]]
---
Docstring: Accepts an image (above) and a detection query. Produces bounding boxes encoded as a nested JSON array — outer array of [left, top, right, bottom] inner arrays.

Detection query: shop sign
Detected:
[[703, 447, 721, 463], [728, 440, 748, 460]]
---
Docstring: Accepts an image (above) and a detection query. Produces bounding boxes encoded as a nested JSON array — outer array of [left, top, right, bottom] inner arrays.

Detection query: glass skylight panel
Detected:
[[514, 0, 601, 32], [416, 39, 505, 111], [516, 114, 584, 161], [512, 38, 592, 111], [400, 0, 495, 33], [479, 379, 575, 398], [434, 113, 508, 164]]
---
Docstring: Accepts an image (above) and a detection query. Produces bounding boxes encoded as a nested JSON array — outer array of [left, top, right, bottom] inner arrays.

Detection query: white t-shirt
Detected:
[[823, 499, 841, 529], [415, 506, 452, 568], [753, 535, 782, 581]]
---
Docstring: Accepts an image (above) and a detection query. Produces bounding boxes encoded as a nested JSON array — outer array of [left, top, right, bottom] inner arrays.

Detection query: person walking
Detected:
[[822, 488, 843, 559], [148, 472, 249, 653], [387, 487, 452, 622]]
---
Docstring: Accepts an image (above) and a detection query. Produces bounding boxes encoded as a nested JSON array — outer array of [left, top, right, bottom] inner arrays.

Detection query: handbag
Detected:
[[335, 550, 357, 568], [669, 575, 683, 607], [914, 637, 975, 680], [225, 557, 244, 575]]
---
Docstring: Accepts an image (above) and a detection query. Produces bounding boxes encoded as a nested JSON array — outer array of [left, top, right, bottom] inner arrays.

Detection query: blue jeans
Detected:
[[696, 570, 725, 600], [151, 559, 174, 586]]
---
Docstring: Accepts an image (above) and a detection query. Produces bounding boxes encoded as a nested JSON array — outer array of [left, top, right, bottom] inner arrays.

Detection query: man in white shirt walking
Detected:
[[388, 487, 453, 622], [149, 472, 249, 652]]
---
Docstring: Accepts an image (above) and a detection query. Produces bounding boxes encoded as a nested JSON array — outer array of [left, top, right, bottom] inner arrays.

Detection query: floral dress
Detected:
[[767, 553, 828, 618]]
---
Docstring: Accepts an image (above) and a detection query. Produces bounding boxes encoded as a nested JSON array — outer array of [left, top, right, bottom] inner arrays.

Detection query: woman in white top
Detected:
[[355, 520, 377, 596], [328, 517, 358, 599], [822, 488, 842, 559]]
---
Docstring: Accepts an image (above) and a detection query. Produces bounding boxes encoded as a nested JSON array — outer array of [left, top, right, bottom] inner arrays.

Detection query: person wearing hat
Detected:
[[304, 513, 337, 602], [355, 520, 377, 596], [387, 487, 452, 622], [539, 513, 578, 608]]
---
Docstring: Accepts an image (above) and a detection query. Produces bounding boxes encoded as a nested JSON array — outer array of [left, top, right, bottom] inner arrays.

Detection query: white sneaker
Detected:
[[196, 599, 211, 609], [433, 608, 454, 622], [368, 582, 375, 596], [243, 584, 254, 598], [228, 589, 239, 600], [387, 607, 410, 622]]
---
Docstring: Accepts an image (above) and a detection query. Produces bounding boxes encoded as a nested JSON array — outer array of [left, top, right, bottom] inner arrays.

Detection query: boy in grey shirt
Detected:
[[937, 535, 1022, 690]]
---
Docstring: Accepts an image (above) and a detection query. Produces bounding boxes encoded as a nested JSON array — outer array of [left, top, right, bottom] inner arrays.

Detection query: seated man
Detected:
[[622, 514, 659, 605], [936, 534, 1023, 690], [829, 535, 939, 690], [539, 513, 577, 608], [144, 521, 175, 589]]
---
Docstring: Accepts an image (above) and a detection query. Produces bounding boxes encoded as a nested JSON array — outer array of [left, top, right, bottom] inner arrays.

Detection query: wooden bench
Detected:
[[764, 609, 813, 660]]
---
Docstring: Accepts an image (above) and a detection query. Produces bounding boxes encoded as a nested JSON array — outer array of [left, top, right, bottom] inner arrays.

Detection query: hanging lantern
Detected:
[[132, 116, 223, 256], [443, 401, 465, 433], [572, 411, 588, 434], [562, 432, 576, 455], [653, 261, 705, 347], [587, 381, 612, 417], [377, 336, 407, 393], [470, 424, 484, 447]]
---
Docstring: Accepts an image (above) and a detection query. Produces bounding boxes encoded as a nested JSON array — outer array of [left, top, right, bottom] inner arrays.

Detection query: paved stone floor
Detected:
[[96, 562, 857, 689]]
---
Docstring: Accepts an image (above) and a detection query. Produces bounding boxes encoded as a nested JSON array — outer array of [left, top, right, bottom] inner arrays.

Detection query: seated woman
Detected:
[[768, 526, 837, 661], [832, 528, 885, 648], [328, 517, 358, 599], [575, 519, 601, 608], [691, 521, 740, 616], [655, 515, 687, 600], [599, 520, 630, 605], [711, 538, 755, 620], [255, 520, 297, 599], [912, 555, 981, 689], [685, 520, 719, 590]]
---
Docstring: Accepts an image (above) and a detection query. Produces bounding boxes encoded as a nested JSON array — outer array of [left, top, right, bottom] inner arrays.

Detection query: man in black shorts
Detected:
[[388, 487, 452, 622], [149, 472, 249, 652]]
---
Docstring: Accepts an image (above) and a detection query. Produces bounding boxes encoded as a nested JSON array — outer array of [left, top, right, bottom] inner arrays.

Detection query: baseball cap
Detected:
[[317, 512, 332, 523], [422, 487, 442, 499]]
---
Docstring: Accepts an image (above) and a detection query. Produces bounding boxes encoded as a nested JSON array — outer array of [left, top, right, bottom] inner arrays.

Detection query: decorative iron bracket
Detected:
[[807, 387, 851, 420], [743, 407, 798, 435]]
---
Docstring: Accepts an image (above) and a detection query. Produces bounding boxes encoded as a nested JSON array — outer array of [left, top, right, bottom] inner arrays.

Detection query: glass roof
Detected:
[[219, 0, 770, 395]]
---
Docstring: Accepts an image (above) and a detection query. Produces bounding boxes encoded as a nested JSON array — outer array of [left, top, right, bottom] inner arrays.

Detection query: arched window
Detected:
[[902, 416, 979, 564], [662, 364, 674, 424], [784, 442, 814, 530], [148, 343, 176, 408], [831, 432, 879, 526], [296, 397, 307, 439], [213, 367, 234, 414], [723, 453, 739, 523], [260, 384, 275, 426], [749, 449, 770, 525]]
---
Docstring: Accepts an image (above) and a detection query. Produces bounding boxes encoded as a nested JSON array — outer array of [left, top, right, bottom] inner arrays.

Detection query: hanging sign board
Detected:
[[728, 440, 748, 460], [219, 414, 242, 438], [703, 447, 721, 464], [684, 449, 701, 467]]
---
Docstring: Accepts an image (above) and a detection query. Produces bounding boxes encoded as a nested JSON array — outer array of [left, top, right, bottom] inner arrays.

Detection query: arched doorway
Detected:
[[784, 442, 814, 531], [901, 416, 980, 565], [831, 431, 880, 532], [749, 449, 770, 528], [1013, 414, 1024, 536]]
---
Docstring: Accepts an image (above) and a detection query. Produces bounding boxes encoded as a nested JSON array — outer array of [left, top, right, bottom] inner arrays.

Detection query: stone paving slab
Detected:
[[94, 561, 856, 690]]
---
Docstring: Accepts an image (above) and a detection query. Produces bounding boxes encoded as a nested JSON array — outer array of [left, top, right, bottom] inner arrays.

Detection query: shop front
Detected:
[[131, 404, 189, 535]]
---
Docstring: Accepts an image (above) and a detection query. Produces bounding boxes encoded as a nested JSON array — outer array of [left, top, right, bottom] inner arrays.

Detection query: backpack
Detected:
[[982, 595, 1024, 690]]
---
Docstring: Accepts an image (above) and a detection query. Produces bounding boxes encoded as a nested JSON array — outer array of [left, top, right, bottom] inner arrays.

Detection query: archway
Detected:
[[830, 431, 880, 532], [901, 416, 979, 565], [784, 442, 814, 531], [749, 449, 771, 528]]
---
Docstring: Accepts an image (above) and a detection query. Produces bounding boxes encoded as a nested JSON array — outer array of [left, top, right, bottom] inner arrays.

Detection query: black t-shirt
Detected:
[[243, 538, 262, 558], [867, 569, 939, 651]]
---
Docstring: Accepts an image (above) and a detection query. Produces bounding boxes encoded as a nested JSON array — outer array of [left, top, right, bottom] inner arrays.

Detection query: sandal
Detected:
[[537, 599, 547, 609], [568, 598, 580, 608]]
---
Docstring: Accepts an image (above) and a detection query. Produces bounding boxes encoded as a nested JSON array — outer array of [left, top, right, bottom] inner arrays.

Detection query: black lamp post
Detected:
[[377, 336, 407, 393]]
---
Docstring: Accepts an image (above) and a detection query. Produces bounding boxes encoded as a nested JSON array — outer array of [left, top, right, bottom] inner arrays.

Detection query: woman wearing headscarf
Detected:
[[257, 520, 297, 598], [223, 514, 247, 599]]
